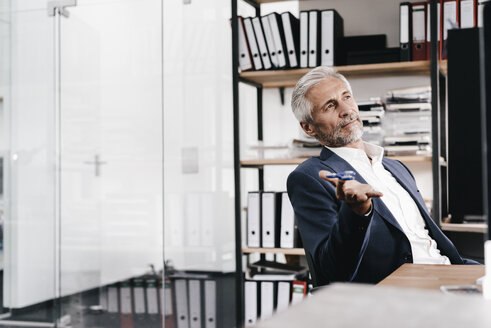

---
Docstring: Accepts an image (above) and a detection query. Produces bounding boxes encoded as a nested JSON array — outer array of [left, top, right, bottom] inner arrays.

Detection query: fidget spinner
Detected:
[[324, 170, 356, 180]]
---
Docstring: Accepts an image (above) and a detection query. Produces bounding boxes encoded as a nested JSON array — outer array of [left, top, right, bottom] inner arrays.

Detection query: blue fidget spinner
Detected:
[[324, 170, 356, 180]]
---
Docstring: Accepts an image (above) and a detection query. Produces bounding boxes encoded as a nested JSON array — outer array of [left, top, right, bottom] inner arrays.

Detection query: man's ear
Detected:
[[300, 121, 317, 138]]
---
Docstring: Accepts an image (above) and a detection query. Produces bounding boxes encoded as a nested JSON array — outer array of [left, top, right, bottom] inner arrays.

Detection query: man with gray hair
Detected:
[[287, 66, 478, 286]]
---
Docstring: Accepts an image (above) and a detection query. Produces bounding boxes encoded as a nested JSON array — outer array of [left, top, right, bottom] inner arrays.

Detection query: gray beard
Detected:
[[313, 115, 364, 147]]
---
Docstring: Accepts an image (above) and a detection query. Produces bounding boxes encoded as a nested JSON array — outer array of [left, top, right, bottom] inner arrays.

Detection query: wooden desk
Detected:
[[256, 264, 491, 328], [378, 263, 485, 290]]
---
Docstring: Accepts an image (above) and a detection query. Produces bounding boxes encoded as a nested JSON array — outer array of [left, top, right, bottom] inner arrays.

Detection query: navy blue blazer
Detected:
[[287, 147, 476, 285]]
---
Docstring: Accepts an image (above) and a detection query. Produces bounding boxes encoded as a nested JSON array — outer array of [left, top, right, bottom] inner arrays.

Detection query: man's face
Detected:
[[301, 77, 363, 147]]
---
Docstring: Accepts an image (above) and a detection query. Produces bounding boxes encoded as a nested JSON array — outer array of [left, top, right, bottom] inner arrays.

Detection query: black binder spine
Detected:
[[332, 10, 345, 66]]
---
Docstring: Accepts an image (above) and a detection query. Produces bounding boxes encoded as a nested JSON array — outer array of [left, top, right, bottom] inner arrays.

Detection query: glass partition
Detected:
[[0, 0, 237, 326], [57, 0, 164, 326], [162, 0, 237, 326], [0, 0, 57, 324], [0, 0, 165, 326]]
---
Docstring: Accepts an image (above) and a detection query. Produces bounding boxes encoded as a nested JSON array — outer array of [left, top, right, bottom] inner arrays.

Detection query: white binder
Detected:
[[186, 192, 201, 247], [120, 283, 132, 314], [268, 13, 287, 68], [261, 15, 279, 68], [281, 12, 299, 68], [133, 283, 145, 314], [443, 1, 458, 41], [262, 192, 279, 248], [201, 192, 215, 247], [107, 285, 119, 313], [204, 280, 217, 328], [299, 11, 309, 68], [175, 279, 190, 328], [166, 193, 184, 247], [321, 10, 334, 66], [460, 0, 476, 28], [145, 280, 159, 314], [99, 286, 108, 311], [247, 192, 261, 248], [276, 281, 291, 313], [280, 192, 296, 248], [244, 17, 263, 70], [308, 10, 320, 67], [260, 281, 274, 320], [252, 17, 272, 70], [245, 281, 258, 327], [238, 16, 254, 71], [189, 280, 202, 328]]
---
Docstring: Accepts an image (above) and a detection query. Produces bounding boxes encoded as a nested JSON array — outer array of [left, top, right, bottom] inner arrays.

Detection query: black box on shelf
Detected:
[[346, 47, 401, 65], [447, 28, 484, 223], [340, 34, 387, 53]]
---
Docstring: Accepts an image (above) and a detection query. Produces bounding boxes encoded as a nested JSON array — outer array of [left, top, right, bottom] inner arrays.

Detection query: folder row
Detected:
[[237, 9, 344, 71], [400, 0, 489, 62], [166, 192, 230, 248], [247, 191, 302, 249], [238, 1, 490, 70], [98, 273, 235, 328], [244, 280, 307, 327], [169, 272, 235, 328], [99, 277, 167, 328]]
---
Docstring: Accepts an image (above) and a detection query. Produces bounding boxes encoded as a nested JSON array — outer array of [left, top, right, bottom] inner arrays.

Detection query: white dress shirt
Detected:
[[327, 142, 450, 265]]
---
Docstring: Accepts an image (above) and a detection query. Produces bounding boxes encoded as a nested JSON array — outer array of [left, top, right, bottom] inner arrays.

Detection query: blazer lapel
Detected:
[[319, 148, 405, 233]]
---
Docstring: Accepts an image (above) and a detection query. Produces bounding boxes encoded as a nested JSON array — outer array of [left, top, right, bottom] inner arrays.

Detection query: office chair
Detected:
[[304, 249, 329, 293], [304, 249, 318, 287]]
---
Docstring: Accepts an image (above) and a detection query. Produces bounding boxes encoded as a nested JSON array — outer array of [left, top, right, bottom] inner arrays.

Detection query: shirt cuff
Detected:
[[363, 203, 373, 217]]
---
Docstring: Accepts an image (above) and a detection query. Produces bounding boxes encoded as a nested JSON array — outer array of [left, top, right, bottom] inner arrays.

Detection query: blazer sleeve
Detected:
[[287, 169, 372, 283]]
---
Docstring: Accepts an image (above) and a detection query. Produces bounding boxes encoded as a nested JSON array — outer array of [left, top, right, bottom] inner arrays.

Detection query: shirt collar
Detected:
[[326, 141, 384, 165]]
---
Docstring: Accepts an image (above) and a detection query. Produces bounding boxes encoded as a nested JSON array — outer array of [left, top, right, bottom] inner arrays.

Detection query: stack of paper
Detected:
[[289, 136, 322, 158], [382, 86, 432, 156], [358, 98, 385, 146]]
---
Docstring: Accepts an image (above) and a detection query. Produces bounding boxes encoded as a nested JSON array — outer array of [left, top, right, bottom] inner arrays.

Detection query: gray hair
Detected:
[[291, 66, 353, 123]]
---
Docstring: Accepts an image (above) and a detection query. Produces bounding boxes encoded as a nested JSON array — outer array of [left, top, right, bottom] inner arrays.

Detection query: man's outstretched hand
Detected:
[[319, 170, 383, 216]]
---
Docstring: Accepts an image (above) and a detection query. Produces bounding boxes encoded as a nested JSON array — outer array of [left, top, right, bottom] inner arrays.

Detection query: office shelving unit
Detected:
[[232, 0, 443, 325]]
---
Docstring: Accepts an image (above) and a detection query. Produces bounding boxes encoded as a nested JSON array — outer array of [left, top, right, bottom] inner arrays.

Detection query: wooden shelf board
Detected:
[[240, 61, 431, 88], [242, 247, 305, 255], [240, 155, 432, 167], [241, 158, 307, 166], [387, 155, 432, 163], [440, 222, 487, 233]]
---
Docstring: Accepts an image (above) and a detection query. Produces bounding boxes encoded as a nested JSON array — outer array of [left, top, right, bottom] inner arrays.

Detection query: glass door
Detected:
[[0, 0, 57, 325], [58, 0, 163, 326]]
